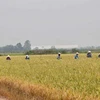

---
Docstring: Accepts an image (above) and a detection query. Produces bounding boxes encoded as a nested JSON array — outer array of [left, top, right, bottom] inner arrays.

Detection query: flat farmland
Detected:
[[0, 54, 100, 100]]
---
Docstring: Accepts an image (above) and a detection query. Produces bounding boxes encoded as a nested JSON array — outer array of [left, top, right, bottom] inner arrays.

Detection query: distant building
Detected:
[[32, 45, 78, 50]]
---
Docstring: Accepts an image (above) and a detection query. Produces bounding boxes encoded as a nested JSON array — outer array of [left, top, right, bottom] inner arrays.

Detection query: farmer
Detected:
[[74, 52, 79, 59], [25, 55, 30, 60], [98, 53, 100, 58], [57, 52, 61, 59], [87, 51, 92, 58], [6, 55, 11, 60]]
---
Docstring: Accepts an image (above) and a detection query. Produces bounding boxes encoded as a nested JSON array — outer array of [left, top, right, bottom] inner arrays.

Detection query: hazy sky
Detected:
[[0, 0, 100, 47]]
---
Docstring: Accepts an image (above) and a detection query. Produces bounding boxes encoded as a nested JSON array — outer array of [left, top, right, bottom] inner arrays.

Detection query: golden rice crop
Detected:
[[0, 54, 100, 100]]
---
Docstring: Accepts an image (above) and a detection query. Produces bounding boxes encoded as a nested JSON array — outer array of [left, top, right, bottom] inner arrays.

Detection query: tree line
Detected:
[[0, 40, 100, 54], [25, 46, 100, 55], [0, 40, 31, 53]]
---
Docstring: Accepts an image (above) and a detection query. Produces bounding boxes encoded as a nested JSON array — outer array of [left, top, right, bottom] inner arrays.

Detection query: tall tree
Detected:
[[15, 43, 23, 52], [23, 40, 31, 51]]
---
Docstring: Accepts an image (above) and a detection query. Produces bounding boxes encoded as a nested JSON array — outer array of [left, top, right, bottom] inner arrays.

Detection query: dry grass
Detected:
[[0, 77, 99, 100], [0, 77, 77, 100]]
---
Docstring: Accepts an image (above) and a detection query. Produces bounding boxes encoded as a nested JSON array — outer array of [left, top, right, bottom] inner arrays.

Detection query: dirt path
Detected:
[[0, 97, 7, 100]]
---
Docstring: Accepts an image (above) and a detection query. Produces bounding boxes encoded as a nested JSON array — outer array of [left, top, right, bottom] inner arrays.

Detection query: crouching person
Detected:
[[98, 53, 100, 58], [25, 55, 30, 60], [74, 52, 79, 59], [57, 52, 61, 59], [6, 55, 11, 60], [87, 51, 92, 58]]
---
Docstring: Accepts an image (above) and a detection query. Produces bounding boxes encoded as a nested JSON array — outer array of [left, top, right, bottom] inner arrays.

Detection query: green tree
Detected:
[[71, 48, 79, 53], [23, 40, 31, 51], [15, 43, 23, 52]]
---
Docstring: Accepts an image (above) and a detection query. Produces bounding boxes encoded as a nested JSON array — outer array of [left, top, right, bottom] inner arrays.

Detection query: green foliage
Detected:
[[0, 40, 31, 53], [23, 40, 31, 51], [25, 49, 68, 55], [71, 48, 79, 53], [16, 43, 23, 52]]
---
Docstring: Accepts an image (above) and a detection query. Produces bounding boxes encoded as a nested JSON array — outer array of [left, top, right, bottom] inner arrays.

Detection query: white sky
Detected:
[[0, 0, 100, 47]]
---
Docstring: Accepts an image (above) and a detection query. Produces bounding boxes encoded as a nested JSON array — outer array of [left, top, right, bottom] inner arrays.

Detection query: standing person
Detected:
[[87, 51, 92, 58], [74, 52, 79, 59], [6, 55, 11, 60]]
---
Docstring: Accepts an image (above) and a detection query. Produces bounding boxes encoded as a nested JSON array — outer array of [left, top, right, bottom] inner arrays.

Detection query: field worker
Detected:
[[98, 53, 100, 58], [87, 51, 92, 58], [6, 55, 11, 60], [57, 52, 61, 59], [74, 52, 79, 59], [25, 55, 30, 60]]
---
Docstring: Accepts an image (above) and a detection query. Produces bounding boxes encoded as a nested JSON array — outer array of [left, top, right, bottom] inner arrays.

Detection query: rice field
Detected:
[[0, 54, 100, 100]]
